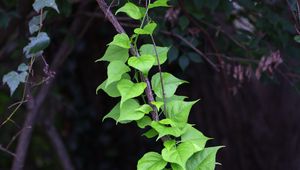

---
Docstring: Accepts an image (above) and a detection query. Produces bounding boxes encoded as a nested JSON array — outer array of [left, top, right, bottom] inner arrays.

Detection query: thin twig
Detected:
[[0, 144, 16, 157], [162, 31, 220, 72]]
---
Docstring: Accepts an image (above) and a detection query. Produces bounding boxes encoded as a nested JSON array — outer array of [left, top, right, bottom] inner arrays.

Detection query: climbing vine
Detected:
[[96, 0, 222, 169]]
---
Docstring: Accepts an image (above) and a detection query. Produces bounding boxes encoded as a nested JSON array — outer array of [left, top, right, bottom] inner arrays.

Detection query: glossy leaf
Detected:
[[96, 45, 129, 62], [186, 146, 223, 170], [128, 55, 155, 75], [151, 72, 187, 98], [106, 61, 130, 87], [137, 152, 168, 170], [108, 33, 131, 49], [117, 79, 147, 106], [140, 44, 169, 65], [116, 2, 144, 20], [134, 22, 157, 35], [33, 0, 59, 13]]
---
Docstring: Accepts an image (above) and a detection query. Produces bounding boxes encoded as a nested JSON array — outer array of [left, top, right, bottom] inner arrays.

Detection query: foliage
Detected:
[[2, 0, 59, 96], [97, 0, 221, 169]]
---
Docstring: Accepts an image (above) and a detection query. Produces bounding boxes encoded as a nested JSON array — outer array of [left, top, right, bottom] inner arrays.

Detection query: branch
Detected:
[[162, 31, 220, 72], [0, 144, 16, 157], [11, 3, 91, 170], [96, 0, 160, 121], [44, 119, 75, 170]]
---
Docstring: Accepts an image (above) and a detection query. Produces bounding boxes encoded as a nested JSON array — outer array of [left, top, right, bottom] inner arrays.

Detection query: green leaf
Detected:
[[151, 121, 183, 140], [136, 104, 153, 114], [28, 12, 47, 34], [116, 2, 144, 20], [106, 61, 130, 87], [118, 99, 144, 122], [186, 146, 223, 170], [294, 35, 300, 43], [96, 45, 129, 62], [151, 101, 164, 111], [151, 72, 187, 98], [149, 0, 169, 9], [96, 74, 130, 97], [137, 152, 168, 170], [136, 116, 152, 128], [23, 32, 50, 58], [134, 22, 157, 35], [140, 44, 169, 65], [128, 55, 155, 75], [162, 141, 200, 169], [143, 129, 158, 138], [2, 71, 28, 96], [181, 127, 209, 151], [33, 0, 59, 13], [157, 95, 188, 104], [163, 140, 176, 150], [102, 102, 120, 122], [108, 33, 131, 49], [166, 100, 198, 126], [117, 79, 147, 107]]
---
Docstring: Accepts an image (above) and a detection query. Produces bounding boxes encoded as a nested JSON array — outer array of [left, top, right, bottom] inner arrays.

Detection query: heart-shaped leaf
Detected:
[[137, 152, 168, 170], [108, 33, 131, 49], [106, 61, 130, 87], [162, 141, 200, 169], [116, 2, 145, 20], [151, 72, 187, 98], [186, 146, 223, 170], [134, 22, 157, 35], [117, 79, 147, 107], [128, 55, 155, 75], [96, 45, 129, 62], [140, 44, 169, 65]]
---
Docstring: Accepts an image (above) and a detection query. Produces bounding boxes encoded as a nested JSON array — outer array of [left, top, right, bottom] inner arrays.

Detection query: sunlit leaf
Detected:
[[140, 44, 169, 65], [137, 152, 168, 170], [128, 55, 155, 75], [106, 61, 130, 87], [108, 33, 131, 49], [117, 79, 147, 107], [116, 2, 144, 20], [96, 45, 129, 62], [151, 72, 187, 98]]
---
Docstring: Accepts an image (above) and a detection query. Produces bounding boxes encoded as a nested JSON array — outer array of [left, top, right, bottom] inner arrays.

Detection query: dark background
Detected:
[[1, 0, 300, 169]]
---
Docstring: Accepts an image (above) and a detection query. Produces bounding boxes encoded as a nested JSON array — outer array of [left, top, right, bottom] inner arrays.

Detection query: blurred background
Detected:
[[1, 0, 300, 169]]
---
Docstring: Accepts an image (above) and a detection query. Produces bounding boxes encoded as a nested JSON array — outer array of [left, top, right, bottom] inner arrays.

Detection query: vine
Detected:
[[1, 0, 59, 126], [96, 0, 222, 169]]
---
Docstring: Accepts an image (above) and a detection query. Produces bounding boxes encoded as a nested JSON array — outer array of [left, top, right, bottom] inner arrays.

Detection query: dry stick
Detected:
[[162, 31, 220, 72], [0, 144, 16, 157], [44, 121, 75, 170], [11, 6, 89, 170], [96, 0, 160, 121]]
